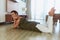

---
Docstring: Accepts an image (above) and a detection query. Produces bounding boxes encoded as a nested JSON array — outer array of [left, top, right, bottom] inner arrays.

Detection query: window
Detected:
[[31, 0, 60, 23]]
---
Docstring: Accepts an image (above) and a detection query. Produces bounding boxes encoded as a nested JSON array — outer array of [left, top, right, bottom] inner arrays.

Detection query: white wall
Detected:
[[0, 0, 6, 22], [0, 0, 26, 22], [7, 0, 26, 15]]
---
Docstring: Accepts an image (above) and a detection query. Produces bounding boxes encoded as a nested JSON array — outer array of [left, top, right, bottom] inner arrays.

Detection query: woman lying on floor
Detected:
[[11, 10, 40, 32], [10, 7, 55, 33]]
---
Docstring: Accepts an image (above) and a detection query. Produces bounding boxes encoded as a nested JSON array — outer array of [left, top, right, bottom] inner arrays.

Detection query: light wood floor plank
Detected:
[[0, 24, 60, 40]]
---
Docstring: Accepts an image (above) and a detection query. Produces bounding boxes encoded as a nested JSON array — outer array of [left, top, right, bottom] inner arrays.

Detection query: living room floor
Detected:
[[0, 24, 60, 40]]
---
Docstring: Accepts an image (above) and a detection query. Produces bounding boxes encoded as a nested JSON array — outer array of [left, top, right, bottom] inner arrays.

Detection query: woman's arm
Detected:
[[13, 18, 20, 28]]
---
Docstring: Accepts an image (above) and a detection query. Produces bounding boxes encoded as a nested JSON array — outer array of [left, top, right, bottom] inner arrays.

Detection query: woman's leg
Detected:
[[36, 16, 53, 33]]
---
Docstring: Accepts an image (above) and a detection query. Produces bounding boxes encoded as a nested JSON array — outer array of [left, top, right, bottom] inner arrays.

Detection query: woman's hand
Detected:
[[13, 18, 20, 28]]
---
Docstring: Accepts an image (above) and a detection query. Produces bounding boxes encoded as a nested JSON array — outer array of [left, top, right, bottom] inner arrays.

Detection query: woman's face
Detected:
[[11, 12, 18, 20]]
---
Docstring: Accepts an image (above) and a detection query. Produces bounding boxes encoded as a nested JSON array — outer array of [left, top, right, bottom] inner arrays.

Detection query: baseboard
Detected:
[[0, 22, 13, 25]]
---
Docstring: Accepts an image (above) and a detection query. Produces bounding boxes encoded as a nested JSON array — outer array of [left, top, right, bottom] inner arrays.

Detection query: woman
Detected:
[[11, 10, 23, 28], [11, 10, 40, 32]]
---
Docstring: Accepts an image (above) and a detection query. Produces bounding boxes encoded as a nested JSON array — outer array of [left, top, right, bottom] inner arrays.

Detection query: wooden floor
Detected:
[[0, 24, 60, 40]]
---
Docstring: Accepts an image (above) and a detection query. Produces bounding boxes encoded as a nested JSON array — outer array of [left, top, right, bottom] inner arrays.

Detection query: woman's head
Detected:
[[11, 10, 19, 19]]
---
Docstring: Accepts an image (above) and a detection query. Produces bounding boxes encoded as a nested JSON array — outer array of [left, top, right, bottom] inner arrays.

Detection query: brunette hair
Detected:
[[11, 10, 18, 15]]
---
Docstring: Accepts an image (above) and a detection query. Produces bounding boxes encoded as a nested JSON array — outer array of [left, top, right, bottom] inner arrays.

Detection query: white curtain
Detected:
[[31, 0, 60, 23]]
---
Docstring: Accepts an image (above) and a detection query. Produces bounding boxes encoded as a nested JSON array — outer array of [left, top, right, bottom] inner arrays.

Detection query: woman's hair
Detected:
[[11, 10, 18, 15]]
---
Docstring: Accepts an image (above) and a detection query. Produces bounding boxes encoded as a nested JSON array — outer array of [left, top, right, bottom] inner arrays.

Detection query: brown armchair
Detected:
[[46, 14, 60, 24], [5, 14, 28, 23]]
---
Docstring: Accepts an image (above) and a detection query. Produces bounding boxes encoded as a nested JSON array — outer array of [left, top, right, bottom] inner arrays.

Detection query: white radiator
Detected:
[[0, 0, 6, 23], [0, 13, 5, 23]]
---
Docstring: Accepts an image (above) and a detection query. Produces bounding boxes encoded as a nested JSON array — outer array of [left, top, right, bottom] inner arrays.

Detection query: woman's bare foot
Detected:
[[49, 7, 55, 16]]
